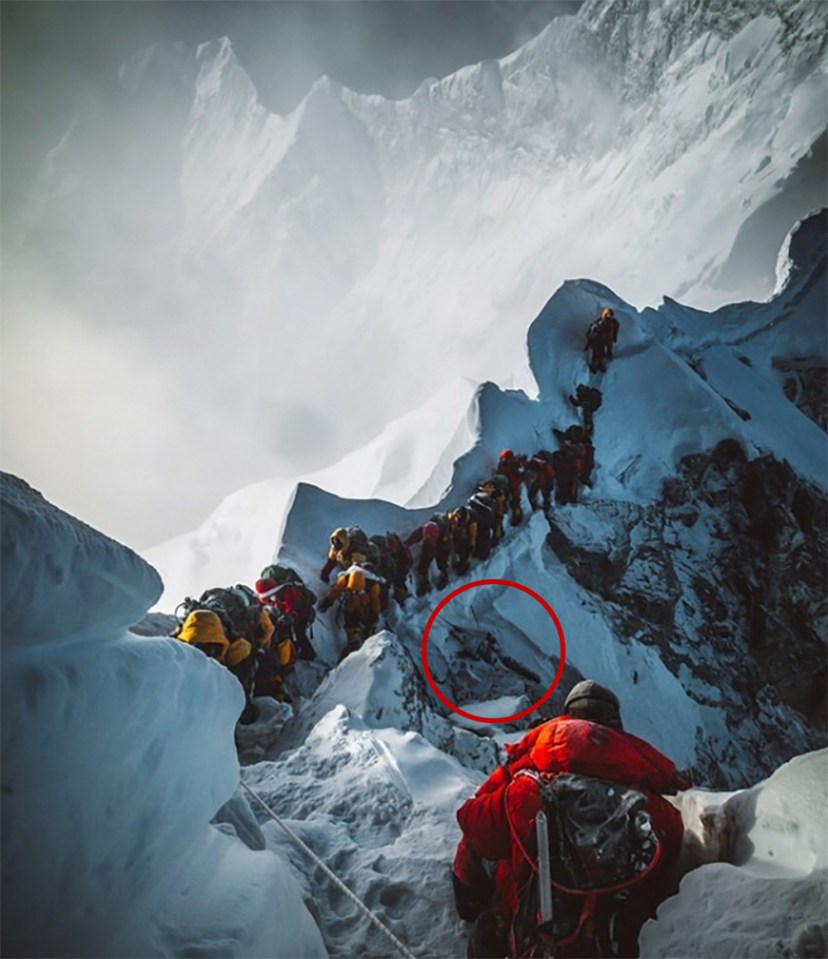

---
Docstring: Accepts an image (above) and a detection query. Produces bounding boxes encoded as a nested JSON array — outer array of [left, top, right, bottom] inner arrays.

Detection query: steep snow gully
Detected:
[[2, 212, 826, 957]]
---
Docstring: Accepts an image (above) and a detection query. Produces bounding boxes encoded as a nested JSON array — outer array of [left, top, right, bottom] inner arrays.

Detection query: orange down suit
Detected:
[[453, 716, 689, 922]]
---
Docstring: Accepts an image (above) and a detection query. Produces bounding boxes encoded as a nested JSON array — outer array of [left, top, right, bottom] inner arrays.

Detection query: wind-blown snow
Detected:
[[1, 473, 163, 646]]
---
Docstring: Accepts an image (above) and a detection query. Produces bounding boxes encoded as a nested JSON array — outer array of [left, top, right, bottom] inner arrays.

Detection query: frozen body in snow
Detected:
[[0, 475, 325, 958]]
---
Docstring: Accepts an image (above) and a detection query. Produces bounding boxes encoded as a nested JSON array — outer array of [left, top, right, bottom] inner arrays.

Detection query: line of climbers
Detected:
[[168, 305, 617, 734], [170, 565, 318, 723], [313, 378, 603, 656]]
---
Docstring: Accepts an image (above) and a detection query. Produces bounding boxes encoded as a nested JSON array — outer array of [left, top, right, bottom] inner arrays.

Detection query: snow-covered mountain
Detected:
[[2, 2, 827, 954], [3, 205, 825, 956], [3, 0, 825, 546], [2, 464, 826, 957]]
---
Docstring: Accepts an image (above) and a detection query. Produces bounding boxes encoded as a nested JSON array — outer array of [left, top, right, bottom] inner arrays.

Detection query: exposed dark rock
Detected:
[[544, 438, 827, 788], [775, 360, 828, 431]]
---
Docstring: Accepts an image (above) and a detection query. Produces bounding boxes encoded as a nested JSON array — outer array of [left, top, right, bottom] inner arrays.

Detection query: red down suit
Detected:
[[453, 715, 689, 921]]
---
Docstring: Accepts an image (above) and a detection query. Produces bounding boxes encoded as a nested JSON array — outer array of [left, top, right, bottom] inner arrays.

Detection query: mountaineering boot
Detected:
[[466, 910, 508, 959]]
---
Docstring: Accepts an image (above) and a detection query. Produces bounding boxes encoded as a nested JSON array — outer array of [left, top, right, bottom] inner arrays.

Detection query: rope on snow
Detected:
[[240, 780, 418, 959]]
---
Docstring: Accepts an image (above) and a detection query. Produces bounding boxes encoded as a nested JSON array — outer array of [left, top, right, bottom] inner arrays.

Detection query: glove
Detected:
[[318, 599, 332, 613], [452, 873, 490, 922], [319, 568, 330, 584]]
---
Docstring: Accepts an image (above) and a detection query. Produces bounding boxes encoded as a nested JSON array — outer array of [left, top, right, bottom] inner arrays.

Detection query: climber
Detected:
[[449, 505, 478, 575], [524, 449, 556, 513], [585, 307, 617, 374], [554, 423, 594, 488], [319, 526, 369, 583], [406, 519, 451, 596], [451, 679, 690, 958], [255, 571, 317, 661], [602, 306, 620, 356], [568, 384, 603, 438], [318, 563, 383, 658], [367, 535, 397, 610], [496, 450, 526, 526], [478, 477, 508, 545], [174, 608, 261, 723], [551, 446, 579, 505], [467, 489, 495, 561], [251, 603, 296, 704], [386, 531, 413, 605]]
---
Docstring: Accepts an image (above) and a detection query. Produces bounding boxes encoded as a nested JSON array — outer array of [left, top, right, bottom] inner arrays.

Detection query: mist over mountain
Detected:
[[2, 0, 824, 548]]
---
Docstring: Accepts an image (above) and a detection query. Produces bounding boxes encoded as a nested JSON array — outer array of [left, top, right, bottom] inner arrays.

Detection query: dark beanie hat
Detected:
[[563, 679, 623, 729]]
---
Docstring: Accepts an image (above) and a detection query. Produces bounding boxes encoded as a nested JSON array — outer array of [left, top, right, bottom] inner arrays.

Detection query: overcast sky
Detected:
[[1, 0, 583, 547], [1, 1, 580, 212]]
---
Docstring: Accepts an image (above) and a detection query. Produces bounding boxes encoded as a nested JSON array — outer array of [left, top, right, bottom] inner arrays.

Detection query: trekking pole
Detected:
[[241, 781, 418, 959], [536, 811, 553, 925]]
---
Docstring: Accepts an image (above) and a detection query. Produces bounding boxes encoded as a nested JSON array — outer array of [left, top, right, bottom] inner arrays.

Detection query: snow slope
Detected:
[[640, 749, 828, 959], [4, 467, 823, 958]]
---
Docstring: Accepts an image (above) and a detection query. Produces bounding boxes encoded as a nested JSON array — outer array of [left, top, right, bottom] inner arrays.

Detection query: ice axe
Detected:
[[536, 810, 553, 925]]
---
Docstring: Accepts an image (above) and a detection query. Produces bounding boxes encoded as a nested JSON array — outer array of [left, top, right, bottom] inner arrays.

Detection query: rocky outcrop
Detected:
[[776, 361, 828, 431], [545, 439, 826, 786]]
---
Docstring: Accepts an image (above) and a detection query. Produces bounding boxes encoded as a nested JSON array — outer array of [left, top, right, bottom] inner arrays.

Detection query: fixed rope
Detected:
[[240, 780, 418, 959]]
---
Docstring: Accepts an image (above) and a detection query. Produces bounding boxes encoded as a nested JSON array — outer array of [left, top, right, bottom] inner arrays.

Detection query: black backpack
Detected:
[[510, 774, 662, 959], [468, 491, 496, 526], [576, 386, 603, 411], [266, 581, 317, 622], [369, 534, 397, 581], [260, 563, 302, 586], [346, 526, 370, 558], [386, 532, 412, 573], [429, 512, 451, 537], [177, 585, 263, 643]]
